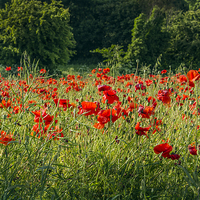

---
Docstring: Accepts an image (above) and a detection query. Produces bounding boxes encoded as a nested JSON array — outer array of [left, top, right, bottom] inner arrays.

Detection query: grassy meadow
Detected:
[[0, 64, 200, 199]]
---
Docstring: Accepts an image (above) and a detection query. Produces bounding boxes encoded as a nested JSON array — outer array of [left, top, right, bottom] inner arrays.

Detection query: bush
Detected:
[[0, 0, 75, 71]]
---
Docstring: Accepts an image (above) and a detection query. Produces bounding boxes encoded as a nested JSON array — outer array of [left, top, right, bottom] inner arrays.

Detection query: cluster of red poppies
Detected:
[[0, 67, 199, 163]]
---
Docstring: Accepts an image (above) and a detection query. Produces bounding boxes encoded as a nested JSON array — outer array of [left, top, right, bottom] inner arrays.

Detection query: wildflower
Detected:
[[32, 108, 55, 125], [78, 101, 100, 116], [0, 131, 15, 146], [138, 105, 155, 118], [91, 69, 96, 74], [40, 69, 46, 74], [17, 67, 23, 71], [161, 70, 167, 74], [177, 75, 187, 84], [97, 85, 112, 92], [135, 122, 151, 138], [135, 83, 146, 92], [0, 99, 11, 108], [147, 96, 157, 108], [157, 89, 171, 105], [170, 153, 180, 160], [94, 109, 120, 129], [54, 99, 75, 111], [154, 142, 172, 158], [102, 90, 119, 104], [5, 66, 11, 71], [187, 70, 200, 82], [188, 143, 199, 155]]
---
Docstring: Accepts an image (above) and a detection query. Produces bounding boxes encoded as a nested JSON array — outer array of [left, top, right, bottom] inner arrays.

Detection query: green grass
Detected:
[[58, 64, 96, 76]]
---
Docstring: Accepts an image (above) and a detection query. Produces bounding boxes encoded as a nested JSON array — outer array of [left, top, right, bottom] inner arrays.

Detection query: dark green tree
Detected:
[[0, 0, 75, 70], [184, 0, 200, 10], [138, 0, 188, 15], [166, 9, 200, 69], [62, 0, 141, 63], [0, 0, 11, 8], [124, 6, 170, 69]]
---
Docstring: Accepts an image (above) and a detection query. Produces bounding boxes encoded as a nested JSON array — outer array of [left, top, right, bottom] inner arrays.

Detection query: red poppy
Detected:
[[154, 142, 172, 158], [17, 67, 23, 71], [54, 99, 74, 110], [103, 68, 110, 74], [5, 66, 11, 71], [0, 131, 15, 146], [147, 96, 157, 108], [0, 99, 11, 108], [135, 83, 146, 92], [94, 108, 120, 129], [177, 75, 187, 83], [135, 122, 151, 138], [97, 85, 112, 92], [40, 69, 46, 74], [32, 108, 55, 125], [138, 105, 155, 118], [128, 102, 138, 111], [188, 143, 199, 155], [47, 126, 64, 140], [29, 74, 33, 79], [91, 69, 96, 74], [78, 101, 100, 116], [169, 153, 180, 160], [102, 90, 119, 104], [157, 89, 171, 105], [187, 70, 200, 82], [161, 70, 167, 74]]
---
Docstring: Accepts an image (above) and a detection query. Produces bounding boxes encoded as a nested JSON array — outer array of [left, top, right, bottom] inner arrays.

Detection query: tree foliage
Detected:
[[0, 0, 199, 71], [166, 9, 200, 68], [0, 0, 75, 70], [124, 6, 170, 69], [64, 0, 141, 62]]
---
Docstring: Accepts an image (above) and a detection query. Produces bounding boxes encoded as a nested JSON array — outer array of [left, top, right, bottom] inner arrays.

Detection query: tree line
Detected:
[[0, 0, 200, 72]]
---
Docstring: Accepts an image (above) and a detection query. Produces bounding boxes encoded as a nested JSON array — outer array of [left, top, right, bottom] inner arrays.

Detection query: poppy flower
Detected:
[[138, 105, 155, 118], [177, 75, 187, 83], [40, 69, 46, 74], [187, 70, 200, 82], [94, 108, 120, 129], [5, 66, 11, 71], [17, 67, 23, 71], [91, 69, 96, 74], [188, 143, 199, 155], [154, 142, 173, 158], [157, 89, 171, 105], [135, 83, 146, 92], [0, 131, 15, 146], [78, 101, 100, 116], [161, 70, 167, 74], [128, 102, 138, 111], [103, 68, 110, 74], [169, 153, 180, 160], [0, 99, 11, 108], [102, 90, 119, 104], [32, 108, 55, 125], [147, 96, 157, 108], [135, 122, 151, 138], [54, 99, 74, 110], [97, 85, 112, 92]]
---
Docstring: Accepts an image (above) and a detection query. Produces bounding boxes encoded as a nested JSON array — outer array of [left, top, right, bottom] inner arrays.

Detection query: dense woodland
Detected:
[[0, 0, 200, 72]]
